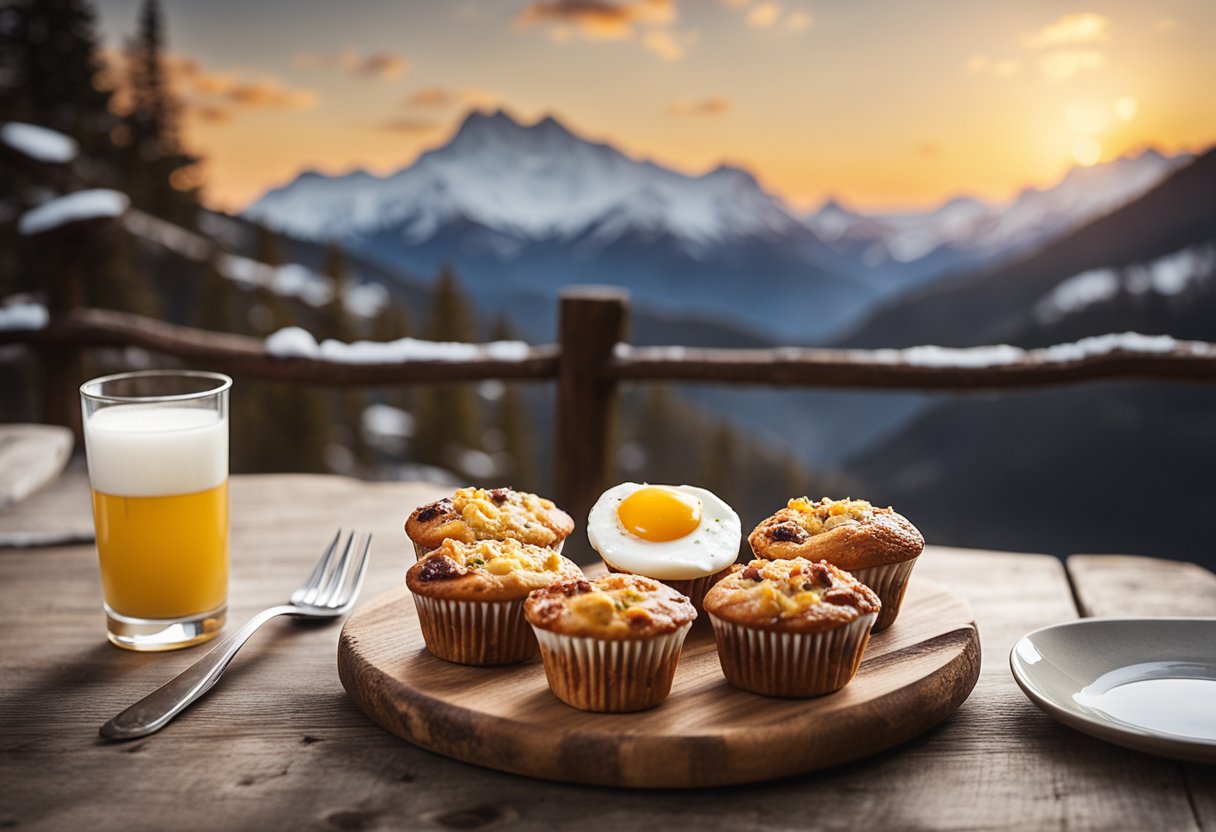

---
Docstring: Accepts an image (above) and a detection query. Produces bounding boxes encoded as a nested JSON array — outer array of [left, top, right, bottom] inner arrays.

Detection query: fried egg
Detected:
[[587, 482, 741, 580]]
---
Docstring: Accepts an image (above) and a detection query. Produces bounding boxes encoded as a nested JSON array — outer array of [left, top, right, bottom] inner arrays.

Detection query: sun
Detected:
[[1072, 136, 1102, 166]]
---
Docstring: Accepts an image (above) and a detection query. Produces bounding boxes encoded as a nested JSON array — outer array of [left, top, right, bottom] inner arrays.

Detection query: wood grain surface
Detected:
[[338, 577, 979, 788], [1067, 553, 1216, 618], [0, 474, 1211, 832]]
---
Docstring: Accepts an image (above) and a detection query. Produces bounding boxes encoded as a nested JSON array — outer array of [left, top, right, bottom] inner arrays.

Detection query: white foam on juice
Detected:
[[84, 405, 228, 497]]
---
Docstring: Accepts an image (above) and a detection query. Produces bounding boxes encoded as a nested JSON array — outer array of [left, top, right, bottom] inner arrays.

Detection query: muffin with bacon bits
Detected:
[[749, 497, 923, 631], [525, 573, 696, 712], [405, 486, 575, 559], [406, 538, 583, 665], [703, 557, 879, 697]]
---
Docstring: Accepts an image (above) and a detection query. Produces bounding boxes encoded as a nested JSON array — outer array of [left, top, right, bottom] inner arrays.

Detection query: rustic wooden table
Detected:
[[1, 474, 1213, 831]]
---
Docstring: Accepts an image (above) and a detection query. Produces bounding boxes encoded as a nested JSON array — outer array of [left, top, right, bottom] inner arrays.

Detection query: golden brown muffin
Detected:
[[406, 538, 583, 665], [704, 557, 879, 697], [405, 487, 575, 557], [525, 574, 696, 712], [748, 497, 923, 631], [525, 573, 697, 639]]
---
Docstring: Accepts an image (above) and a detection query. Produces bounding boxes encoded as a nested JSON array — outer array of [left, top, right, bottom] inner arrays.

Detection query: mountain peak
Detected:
[[245, 107, 802, 247]]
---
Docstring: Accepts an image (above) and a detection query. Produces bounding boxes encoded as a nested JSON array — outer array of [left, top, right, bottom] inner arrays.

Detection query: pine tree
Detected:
[[412, 265, 481, 469], [318, 243, 353, 342], [190, 257, 236, 333], [0, 0, 118, 161], [369, 300, 412, 341], [427, 264, 477, 342], [318, 243, 370, 468], [490, 315, 535, 491], [700, 421, 741, 507], [122, 0, 198, 224]]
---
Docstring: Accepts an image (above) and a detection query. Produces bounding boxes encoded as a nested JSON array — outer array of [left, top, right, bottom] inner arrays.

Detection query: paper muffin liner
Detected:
[[410, 593, 537, 665], [709, 612, 876, 697], [603, 561, 733, 615], [531, 622, 693, 712], [849, 557, 917, 632], [412, 539, 564, 561]]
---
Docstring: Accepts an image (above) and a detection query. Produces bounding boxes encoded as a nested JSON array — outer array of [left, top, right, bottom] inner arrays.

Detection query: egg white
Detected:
[[586, 482, 741, 580]]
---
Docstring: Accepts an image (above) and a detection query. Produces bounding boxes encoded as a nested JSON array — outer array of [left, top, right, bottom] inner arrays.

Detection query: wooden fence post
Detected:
[[41, 233, 87, 439], [555, 286, 628, 563]]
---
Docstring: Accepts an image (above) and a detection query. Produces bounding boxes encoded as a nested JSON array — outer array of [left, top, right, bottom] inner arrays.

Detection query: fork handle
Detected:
[[100, 604, 300, 740]]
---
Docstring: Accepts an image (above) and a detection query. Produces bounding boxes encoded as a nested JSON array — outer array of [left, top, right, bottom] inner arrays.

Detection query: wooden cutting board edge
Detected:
[[338, 581, 981, 789]]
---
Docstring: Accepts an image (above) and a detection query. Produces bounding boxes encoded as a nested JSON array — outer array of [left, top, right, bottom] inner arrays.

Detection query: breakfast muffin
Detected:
[[587, 482, 741, 613], [748, 497, 923, 631], [405, 486, 575, 558], [406, 537, 583, 665], [525, 573, 696, 712], [704, 557, 879, 697]]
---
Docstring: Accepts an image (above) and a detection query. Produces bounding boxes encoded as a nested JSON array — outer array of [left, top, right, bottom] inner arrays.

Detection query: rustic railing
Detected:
[[6, 285, 1216, 555]]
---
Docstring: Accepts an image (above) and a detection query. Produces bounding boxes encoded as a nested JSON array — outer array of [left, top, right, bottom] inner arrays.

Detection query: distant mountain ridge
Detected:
[[837, 147, 1216, 349], [805, 148, 1193, 290]]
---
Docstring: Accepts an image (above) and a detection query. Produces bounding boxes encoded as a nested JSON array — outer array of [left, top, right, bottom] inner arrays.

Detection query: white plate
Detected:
[[1010, 618, 1216, 764]]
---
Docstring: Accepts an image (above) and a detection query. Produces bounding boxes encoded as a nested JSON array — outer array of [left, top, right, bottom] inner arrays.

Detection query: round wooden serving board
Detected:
[[338, 576, 980, 788]]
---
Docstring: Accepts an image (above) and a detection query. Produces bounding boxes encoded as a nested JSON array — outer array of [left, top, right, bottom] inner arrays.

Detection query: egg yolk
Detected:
[[617, 487, 702, 542]]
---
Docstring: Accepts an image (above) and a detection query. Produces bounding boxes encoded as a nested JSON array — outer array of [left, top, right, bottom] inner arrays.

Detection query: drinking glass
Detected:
[[80, 370, 232, 651]]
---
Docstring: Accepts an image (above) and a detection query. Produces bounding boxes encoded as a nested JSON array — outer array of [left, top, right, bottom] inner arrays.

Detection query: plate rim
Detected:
[[1009, 616, 1216, 763]]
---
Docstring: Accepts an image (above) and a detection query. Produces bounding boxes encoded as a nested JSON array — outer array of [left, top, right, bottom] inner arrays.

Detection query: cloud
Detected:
[[1023, 13, 1109, 49], [353, 53, 409, 80], [224, 80, 317, 110], [293, 49, 410, 81], [643, 28, 685, 60], [514, 0, 675, 40], [192, 105, 234, 125], [668, 96, 731, 116], [403, 86, 501, 110], [745, 1, 781, 28], [375, 117, 443, 134], [100, 50, 317, 126], [1038, 49, 1105, 82]]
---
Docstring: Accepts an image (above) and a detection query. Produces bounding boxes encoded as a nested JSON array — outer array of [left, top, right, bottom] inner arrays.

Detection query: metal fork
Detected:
[[100, 530, 372, 740]]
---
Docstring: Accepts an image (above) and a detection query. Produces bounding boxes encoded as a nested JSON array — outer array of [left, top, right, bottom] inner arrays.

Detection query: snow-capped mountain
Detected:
[[247, 110, 802, 253], [244, 110, 865, 342], [807, 148, 1194, 279]]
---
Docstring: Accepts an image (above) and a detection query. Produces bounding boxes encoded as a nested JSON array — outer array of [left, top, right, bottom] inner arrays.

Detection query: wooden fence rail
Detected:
[[6, 288, 1216, 555]]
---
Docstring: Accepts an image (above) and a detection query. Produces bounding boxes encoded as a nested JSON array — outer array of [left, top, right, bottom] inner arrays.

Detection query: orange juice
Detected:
[[84, 404, 229, 628], [92, 482, 228, 619]]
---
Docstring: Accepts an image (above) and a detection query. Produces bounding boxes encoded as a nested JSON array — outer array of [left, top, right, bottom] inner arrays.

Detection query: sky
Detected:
[[93, 0, 1216, 214]]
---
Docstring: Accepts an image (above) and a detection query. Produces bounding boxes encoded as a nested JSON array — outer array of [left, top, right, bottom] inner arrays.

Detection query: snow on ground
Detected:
[[265, 327, 532, 363], [219, 255, 333, 308], [363, 403, 415, 440], [0, 301, 49, 331], [1, 122, 78, 164], [17, 189, 128, 236], [345, 282, 389, 318], [122, 210, 391, 318], [1035, 244, 1216, 324]]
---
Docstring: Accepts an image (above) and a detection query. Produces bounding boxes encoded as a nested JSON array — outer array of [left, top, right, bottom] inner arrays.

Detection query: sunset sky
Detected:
[[93, 0, 1216, 213]]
